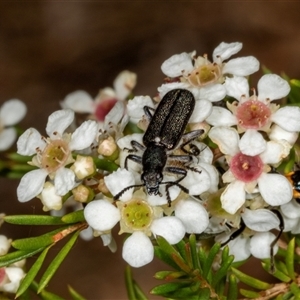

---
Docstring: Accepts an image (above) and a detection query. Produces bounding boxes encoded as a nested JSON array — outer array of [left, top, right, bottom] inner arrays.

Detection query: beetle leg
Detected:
[[125, 154, 142, 170], [113, 183, 145, 200], [143, 106, 156, 120]]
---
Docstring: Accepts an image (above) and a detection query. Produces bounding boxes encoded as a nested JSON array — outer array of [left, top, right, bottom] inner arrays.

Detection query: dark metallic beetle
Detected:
[[114, 89, 203, 205], [286, 169, 300, 203]]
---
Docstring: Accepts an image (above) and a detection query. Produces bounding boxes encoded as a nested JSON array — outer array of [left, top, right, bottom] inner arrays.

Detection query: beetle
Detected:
[[285, 169, 300, 203], [114, 89, 203, 205]]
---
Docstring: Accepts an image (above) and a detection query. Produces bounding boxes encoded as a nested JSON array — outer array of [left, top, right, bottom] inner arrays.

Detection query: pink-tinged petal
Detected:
[[224, 76, 249, 100], [189, 99, 212, 123], [114, 70, 137, 99], [17, 169, 48, 202], [269, 124, 299, 146], [69, 120, 98, 150], [0, 128, 16, 151], [258, 74, 290, 101], [84, 200, 120, 231], [198, 83, 226, 102], [17, 128, 44, 155], [212, 42, 242, 62], [0, 99, 27, 126], [208, 126, 239, 156], [2, 267, 25, 293], [62, 90, 94, 113], [242, 208, 280, 231], [223, 56, 259, 76], [221, 180, 246, 214], [122, 232, 154, 267], [258, 173, 292, 206], [54, 168, 75, 196], [239, 129, 266, 156], [206, 106, 237, 127], [175, 199, 209, 234], [46, 109, 74, 138], [161, 52, 194, 77], [271, 106, 300, 132], [104, 101, 126, 128], [151, 216, 185, 244], [250, 232, 278, 259]]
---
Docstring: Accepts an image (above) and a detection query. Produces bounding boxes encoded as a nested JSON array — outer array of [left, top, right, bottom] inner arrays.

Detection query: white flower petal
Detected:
[[84, 200, 120, 231], [151, 216, 185, 244], [250, 232, 278, 259], [54, 168, 76, 196], [69, 120, 98, 150], [104, 168, 136, 201], [242, 208, 280, 231], [221, 180, 246, 214], [260, 141, 288, 165], [198, 162, 219, 193], [157, 82, 191, 99], [195, 142, 214, 164], [258, 173, 292, 206], [79, 226, 94, 241], [208, 126, 239, 156], [0, 128, 17, 151], [104, 100, 126, 128], [17, 128, 44, 155], [2, 267, 25, 293], [205, 106, 237, 127], [62, 90, 94, 113], [271, 106, 300, 132], [175, 199, 209, 233], [0, 99, 27, 126], [189, 99, 212, 123], [223, 56, 259, 76], [46, 109, 74, 138], [113, 70, 137, 99], [161, 52, 194, 77], [122, 231, 154, 267], [212, 42, 243, 62], [227, 236, 251, 262], [281, 199, 300, 219], [17, 169, 48, 202], [239, 129, 266, 156], [0, 235, 11, 255], [269, 124, 299, 146], [258, 74, 290, 101], [224, 76, 249, 100], [180, 166, 211, 195], [127, 95, 154, 124], [39, 182, 62, 211], [198, 83, 226, 102]]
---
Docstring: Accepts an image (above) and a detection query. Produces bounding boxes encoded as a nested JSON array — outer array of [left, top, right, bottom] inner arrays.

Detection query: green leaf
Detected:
[[154, 246, 181, 271], [286, 237, 295, 279], [125, 265, 136, 300], [16, 246, 51, 298], [231, 267, 271, 290], [227, 274, 238, 300], [161, 282, 201, 299], [240, 289, 260, 298], [189, 234, 200, 270], [38, 230, 80, 293], [290, 282, 300, 298], [202, 243, 221, 279], [175, 239, 188, 261], [150, 282, 191, 296], [156, 236, 191, 273], [68, 285, 86, 300], [132, 280, 148, 300], [93, 157, 119, 172], [0, 247, 45, 268], [4, 215, 65, 226], [12, 227, 68, 250], [212, 251, 234, 287], [262, 262, 291, 283], [61, 210, 85, 224], [154, 270, 186, 280]]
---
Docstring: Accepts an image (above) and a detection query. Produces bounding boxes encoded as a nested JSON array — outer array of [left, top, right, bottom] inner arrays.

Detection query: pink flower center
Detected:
[[230, 152, 264, 182], [95, 98, 118, 122], [236, 100, 271, 129], [0, 268, 6, 284]]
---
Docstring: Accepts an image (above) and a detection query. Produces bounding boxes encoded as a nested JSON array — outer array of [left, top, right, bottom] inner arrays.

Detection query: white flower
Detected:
[[207, 74, 299, 139], [0, 267, 25, 293], [0, 99, 27, 151], [16, 109, 98, 203], [61, 70, 136, 125], [84, 194, 186, 267], [208, 127, 293, 214], [159, 42, 259, 103]]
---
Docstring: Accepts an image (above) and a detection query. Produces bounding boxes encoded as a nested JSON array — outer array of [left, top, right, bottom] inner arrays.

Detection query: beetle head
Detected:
[[142, 170, 163, 196]]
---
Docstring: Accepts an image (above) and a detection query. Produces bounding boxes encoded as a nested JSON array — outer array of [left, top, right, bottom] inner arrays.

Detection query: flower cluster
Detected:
[[14, 42, 300, 268]]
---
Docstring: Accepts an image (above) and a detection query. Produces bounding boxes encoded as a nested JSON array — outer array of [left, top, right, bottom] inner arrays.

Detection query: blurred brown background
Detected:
[[1, 2, 300, 299]]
